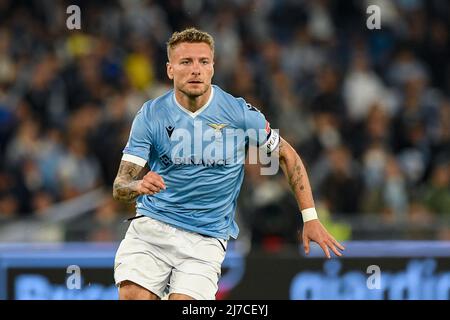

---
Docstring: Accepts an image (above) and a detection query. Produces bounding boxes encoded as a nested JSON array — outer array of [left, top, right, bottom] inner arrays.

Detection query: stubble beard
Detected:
[[179, 83, 210, 99]]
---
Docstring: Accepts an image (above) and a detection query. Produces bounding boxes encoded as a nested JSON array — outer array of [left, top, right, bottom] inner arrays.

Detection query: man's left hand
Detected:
[[302, 220, 345, 258]]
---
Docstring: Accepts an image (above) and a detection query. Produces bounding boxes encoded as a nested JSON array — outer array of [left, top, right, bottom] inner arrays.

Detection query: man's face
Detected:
[[167, 42, 214, 98]]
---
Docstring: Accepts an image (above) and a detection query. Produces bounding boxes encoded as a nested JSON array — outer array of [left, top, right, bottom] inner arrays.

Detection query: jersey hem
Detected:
[[136, 208, 235, 240]]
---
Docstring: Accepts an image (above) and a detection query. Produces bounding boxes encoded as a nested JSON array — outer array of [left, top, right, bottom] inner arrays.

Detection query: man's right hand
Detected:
[[137, 171, 166, 195], [113, 160, 164, 203]]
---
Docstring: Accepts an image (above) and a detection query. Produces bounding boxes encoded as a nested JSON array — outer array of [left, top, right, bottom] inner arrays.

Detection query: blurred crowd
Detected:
[[0, 0, 449, 244]]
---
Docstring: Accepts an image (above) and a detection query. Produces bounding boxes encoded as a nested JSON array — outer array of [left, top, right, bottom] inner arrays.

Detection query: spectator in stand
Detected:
[[0, 0, 448, 243]]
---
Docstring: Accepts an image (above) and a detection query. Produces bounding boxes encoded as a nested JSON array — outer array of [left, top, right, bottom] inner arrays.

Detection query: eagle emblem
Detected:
[[207, 123, 229, 132]]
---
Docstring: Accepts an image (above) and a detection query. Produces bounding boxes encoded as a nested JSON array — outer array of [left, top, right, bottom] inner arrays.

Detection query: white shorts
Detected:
[[114, 215, 227, 300]]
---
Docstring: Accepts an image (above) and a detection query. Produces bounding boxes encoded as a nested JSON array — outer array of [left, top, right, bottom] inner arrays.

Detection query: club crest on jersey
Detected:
[[166, 125, 175, 138], [207, 123, 229, 132]]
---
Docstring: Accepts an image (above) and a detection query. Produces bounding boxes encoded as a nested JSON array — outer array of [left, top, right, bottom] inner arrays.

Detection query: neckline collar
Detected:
[[172, 86, 214, 118]]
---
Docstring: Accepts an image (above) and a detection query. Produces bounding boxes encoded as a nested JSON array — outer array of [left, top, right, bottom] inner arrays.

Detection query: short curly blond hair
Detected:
[[166, 27, 215, 60]]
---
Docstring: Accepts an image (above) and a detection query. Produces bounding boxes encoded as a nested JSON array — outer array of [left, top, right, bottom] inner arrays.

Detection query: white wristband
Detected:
[[301, 207, 318, 222]]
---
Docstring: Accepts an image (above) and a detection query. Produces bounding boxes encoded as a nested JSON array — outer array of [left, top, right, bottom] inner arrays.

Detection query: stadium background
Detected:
[[0, 0, 449, 300]]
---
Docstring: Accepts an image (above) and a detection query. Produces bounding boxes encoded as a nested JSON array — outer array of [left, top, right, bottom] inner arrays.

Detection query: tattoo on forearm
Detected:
[[280, 140, 306, 193], [113, 180, 140, 203], [288, 160, 305, 192], [279, 138, 314, 210], [113, 161, 146, 203]]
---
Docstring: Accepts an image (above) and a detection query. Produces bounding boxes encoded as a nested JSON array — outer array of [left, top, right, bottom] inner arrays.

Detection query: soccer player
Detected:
[[112, 28, 344, 300]]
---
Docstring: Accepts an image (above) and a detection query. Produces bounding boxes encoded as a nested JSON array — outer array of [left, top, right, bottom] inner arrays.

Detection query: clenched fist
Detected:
[[137, 171, 166, 195]]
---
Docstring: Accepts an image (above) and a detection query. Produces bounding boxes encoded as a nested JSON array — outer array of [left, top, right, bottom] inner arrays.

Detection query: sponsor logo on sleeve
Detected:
[[246, 103, 261, 112]]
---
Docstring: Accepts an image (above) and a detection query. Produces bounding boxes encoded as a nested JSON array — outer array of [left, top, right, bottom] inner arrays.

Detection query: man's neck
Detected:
[[174, 86, 212, 113]]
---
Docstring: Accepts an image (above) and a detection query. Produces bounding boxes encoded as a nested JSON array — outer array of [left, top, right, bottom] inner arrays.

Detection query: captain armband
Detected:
[[260, 128, 280, 154]]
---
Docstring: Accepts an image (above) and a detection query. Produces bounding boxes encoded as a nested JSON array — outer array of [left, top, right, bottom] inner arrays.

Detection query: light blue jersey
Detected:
[[122, 85, 279, 240]]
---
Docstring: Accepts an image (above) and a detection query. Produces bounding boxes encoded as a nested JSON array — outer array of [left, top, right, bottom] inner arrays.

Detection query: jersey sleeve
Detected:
[[238, 98, 280, 154], [122, 102, 152, 167]]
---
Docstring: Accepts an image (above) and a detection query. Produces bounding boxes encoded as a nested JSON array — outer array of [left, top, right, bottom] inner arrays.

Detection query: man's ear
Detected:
[[166, 62, 173, 80]]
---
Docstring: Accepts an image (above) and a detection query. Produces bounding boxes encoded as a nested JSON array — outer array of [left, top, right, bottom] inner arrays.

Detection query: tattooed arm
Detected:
[[278, 137, 315, 211], [276, 137, 345, 258], [112, 160, 165, 203]]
